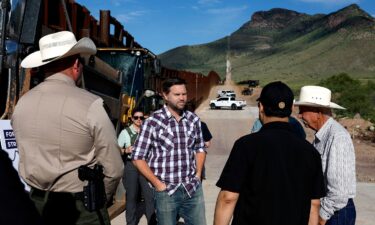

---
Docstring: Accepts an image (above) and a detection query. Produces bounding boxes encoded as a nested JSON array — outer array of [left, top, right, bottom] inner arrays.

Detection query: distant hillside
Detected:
[[159, 4, 375, 87]]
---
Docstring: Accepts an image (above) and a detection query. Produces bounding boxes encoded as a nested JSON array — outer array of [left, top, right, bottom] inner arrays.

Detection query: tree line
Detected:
[[318, 73, 375, 122]]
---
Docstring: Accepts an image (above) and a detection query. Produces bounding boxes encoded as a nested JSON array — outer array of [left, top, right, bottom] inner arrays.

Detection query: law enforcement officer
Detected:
[[11, 31, 123, 225]]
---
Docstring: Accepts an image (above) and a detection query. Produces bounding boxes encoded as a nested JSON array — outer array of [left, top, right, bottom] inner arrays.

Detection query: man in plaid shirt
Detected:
[[132, 78, 207, 225]]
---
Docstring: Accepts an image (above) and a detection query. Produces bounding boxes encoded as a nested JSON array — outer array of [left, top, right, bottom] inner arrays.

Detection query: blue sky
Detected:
[[76, 0, 374, 54]]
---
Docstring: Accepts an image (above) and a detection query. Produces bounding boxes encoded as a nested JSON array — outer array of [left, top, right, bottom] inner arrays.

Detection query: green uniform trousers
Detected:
[[30, 188, 111, 225]]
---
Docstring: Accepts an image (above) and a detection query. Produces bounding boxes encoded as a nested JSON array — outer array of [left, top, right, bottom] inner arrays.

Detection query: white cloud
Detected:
[[198, 0, 221, 6], [193, 0, 221, 11], [184, 5, 249, 41], [111, 0, 137, 7], [116, 10, 148, 23], [297, 0, 359, 4], [192, 6, 200, 11], [207, 5, 248, 15]]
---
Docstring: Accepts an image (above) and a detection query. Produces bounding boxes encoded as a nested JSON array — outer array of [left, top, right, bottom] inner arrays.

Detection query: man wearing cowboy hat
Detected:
[[214, 81, 325, 225], [295, 86, 356, 225], [11, 31, 123, 225]]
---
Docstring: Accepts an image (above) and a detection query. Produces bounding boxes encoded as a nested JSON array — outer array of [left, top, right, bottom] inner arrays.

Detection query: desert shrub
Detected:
[[319, 73, 375, 122]]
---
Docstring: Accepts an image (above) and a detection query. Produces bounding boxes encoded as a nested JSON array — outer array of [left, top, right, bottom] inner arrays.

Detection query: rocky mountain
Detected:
[[159, 4, 375, 87]]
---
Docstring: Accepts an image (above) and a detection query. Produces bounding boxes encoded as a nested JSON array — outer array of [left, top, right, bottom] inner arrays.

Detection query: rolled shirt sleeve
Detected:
[[87, 98, 124, 200], [132, 118, 153, 160], [118, 129, 131, 148], [194, 118, 206, 153], [319, 134, 356, 220]]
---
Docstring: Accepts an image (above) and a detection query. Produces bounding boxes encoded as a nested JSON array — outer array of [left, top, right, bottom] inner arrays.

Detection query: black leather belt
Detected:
[[31, 188, 84, 201]]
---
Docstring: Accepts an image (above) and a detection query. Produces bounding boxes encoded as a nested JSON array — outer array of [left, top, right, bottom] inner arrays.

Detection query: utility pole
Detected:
[[225, 35, 232, 84]]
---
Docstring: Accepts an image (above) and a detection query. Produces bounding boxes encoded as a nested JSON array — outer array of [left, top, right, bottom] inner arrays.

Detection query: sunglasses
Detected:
[[133, 116, 144, 120]]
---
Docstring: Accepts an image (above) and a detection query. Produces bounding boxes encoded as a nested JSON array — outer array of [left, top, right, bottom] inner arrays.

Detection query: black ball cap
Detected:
[[257, 81, 294, 112]]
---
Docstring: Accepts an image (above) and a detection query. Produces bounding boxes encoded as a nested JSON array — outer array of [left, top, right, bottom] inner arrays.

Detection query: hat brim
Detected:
[[21, 37, 97, 68], [294, 101, 345, 110]]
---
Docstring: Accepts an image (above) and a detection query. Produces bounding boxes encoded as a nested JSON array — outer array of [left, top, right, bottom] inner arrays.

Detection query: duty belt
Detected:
[[31, 187, 84, 201]]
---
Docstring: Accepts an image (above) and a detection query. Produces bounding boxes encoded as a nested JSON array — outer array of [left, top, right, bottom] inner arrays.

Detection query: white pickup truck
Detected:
[[210, 97, 247, 110]]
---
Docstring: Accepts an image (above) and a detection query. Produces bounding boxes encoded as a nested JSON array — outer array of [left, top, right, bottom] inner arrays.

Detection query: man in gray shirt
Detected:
[[295, 85, 356, 225]]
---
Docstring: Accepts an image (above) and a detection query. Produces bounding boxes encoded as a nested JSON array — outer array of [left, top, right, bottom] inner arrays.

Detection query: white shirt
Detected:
[[313, 117, 356, 220]]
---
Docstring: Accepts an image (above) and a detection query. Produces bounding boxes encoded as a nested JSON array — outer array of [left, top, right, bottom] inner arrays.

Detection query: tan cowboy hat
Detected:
[[294, 85, 345, 109], [21, 31, 96, 68]]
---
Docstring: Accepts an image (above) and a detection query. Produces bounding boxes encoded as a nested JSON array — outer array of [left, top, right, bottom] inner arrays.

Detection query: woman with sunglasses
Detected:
[[118, 109, 156, 225]]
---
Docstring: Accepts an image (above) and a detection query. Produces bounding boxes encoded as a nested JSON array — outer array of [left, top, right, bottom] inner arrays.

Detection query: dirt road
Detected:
[[194, 84, 258, 225]]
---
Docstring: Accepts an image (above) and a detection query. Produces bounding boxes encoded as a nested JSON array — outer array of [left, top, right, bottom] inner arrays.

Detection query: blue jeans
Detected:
[[154, 185, 206, 225], [326, 199, 356, 225]]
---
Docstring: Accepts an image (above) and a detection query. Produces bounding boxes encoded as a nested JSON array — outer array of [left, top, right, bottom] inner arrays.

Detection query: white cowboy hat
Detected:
[[21, 31, 96, 68], [294, 85, 345, 109]]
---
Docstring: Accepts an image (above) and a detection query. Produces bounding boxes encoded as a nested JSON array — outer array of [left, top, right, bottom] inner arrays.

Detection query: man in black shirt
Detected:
[[201, 121, 212, 180], [0, 147, 42, 225], [214, 81, 325, 225], [201, 121, 213, 148]]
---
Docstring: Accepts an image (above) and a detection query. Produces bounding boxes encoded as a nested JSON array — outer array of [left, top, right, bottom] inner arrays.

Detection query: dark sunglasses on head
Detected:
[[133, 116, 144, 120]]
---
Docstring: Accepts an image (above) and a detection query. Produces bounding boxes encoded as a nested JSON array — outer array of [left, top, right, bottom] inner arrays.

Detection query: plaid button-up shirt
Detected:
[[132, 105, 205, 197]]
